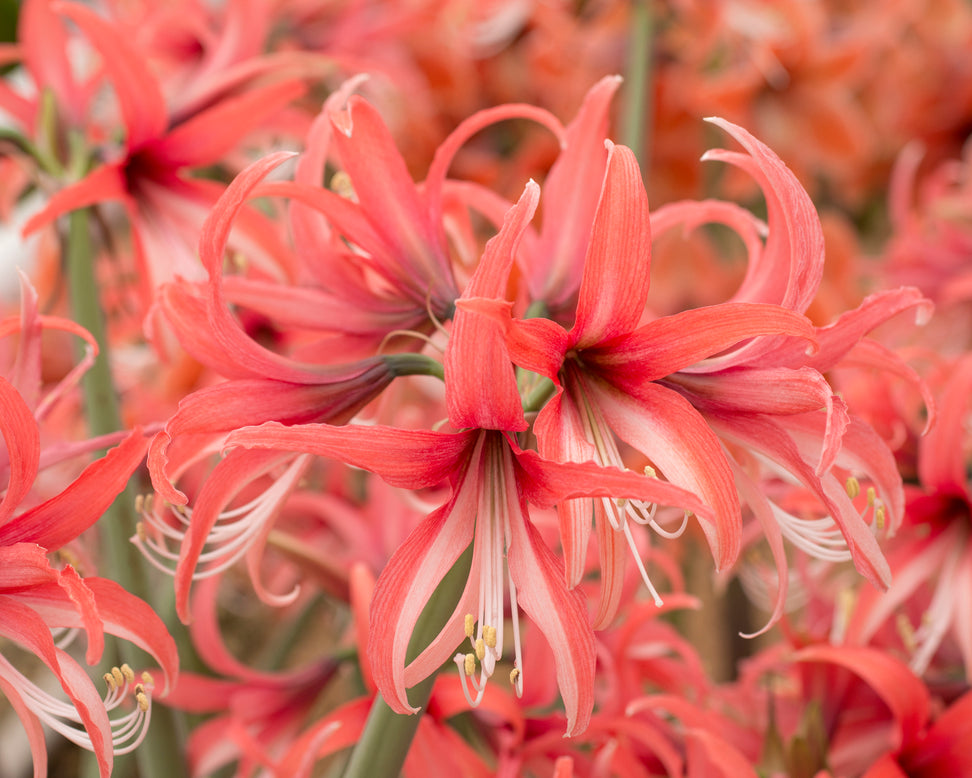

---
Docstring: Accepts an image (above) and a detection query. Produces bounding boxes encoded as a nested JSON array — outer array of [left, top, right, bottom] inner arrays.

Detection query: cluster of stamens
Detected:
[[131, 453, 310, 581], [453, 613, 522, 706], [3, 658, 156, 757]]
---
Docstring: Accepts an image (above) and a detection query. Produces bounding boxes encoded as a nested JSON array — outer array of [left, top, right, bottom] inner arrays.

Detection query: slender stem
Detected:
[[65, 210, 188, 778], [342, 546, 473, 778], [621, 0, 654, 174], [385, 352, 445, 381]]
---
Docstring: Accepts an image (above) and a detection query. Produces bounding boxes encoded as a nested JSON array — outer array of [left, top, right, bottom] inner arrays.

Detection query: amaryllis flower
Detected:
[[141, 153, 443, 622], [847, 354, 972, 679], [226, 182, 712, 735], [475, 118, 927, 630], [0, 373, 177, 775], [20, 1, 306, 319]]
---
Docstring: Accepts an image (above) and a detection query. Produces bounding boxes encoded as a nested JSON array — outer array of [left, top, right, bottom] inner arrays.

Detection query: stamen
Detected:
[[475, 639, 486, 661], [111, 667, 125, 687], [464, 613, 475, 638], [483, 625, 497, 649], [104, 673, 117, 692], [845, 476, 860, 499], [120, 664, 135, 684], [463, 653, 476, 677]]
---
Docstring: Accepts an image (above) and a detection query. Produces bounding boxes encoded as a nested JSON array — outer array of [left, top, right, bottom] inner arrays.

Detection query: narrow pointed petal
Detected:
[[918, 354, 972, 496], [571, 143, 651, 349], [369, 495, 476, 713], [0, 378, 40, 528], [146, 80, 307, 169], [0, 431, 146, 549], [506, 501, 595, 736], [226, 422, 475, 490], [703, 117, 824, 315], [0, 673, 48, 778], [795, 645, 930, 752], [446, 181, 539, 431], [530, 75, 621, 307], [56, 3, 167, 149], [22, 163, 129, 237], [588, 303, 815, 383]]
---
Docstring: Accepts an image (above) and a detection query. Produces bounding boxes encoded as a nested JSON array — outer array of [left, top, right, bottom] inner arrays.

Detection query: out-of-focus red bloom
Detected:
[[848, 354, 972, 680], [19, 1, 306, 323]]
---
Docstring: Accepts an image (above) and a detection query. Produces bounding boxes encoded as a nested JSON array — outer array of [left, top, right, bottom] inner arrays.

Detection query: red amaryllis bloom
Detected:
[[226, 183, 711, 735], [476, 118, 927, 629], [0, 366, 177, 775], [21, 1, 305, 319], [848, 354, 972, 679], [141, 153, 439, 623]]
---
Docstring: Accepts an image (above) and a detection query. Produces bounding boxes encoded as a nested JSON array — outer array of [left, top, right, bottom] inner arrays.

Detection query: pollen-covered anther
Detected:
[[330, 171, 356, 200], [483, 624, 497, 649], [644, 465, 657, 478], [475, 638, 486, 661], [510, 667, 520, 685], [134, 521, 147, 542], [464, 613, 475, 638], [897, 612, 918, 653], [141, 671, 154, 685], [876, 504, 887, 531], [103, 673, 117, 692], [120, 664, 135, 684], [463, 653, 476, 676], [111, 666, 125, 687], [135, 692, 150, 713], [845, 476, 861, 500], [866, 486, 876, 506]]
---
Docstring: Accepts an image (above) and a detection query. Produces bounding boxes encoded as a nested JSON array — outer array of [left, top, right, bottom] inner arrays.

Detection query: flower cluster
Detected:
[[1, 1, 971, 777]]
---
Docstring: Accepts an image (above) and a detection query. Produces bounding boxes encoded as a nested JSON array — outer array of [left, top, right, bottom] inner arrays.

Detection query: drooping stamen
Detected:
[[0, 657, 156, 756], [131, 454, 311, 581]]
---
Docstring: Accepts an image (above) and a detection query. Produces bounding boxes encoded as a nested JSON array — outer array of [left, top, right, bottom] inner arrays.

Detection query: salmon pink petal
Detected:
[[588, 378, 741, 571], [795, 645, 930, 752], [369, 495, 476, 714], [226, 422, 476, 490], [146, 80, 307, 169], [702, 117, 824, 315], [571, 143, 652, 349], [589, 303, 815, 383], [446, 181, 539, 431], [21, 0, 85, 126], [329, 96, 454, 305], [918, 354, 972, 497], [506, 501, 595, 736], [0, 596, 112, 776], [22, 163, 129, 237], [0, 672, 48, 778], [529, 75, 621, 308], [56, 2, 167, 150], [0, 431, 146, 549], [0, 378, 40, 528]]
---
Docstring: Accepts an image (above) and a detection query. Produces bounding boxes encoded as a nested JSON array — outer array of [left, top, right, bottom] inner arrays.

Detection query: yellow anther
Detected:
[[134, 684, 145, 696], [104, 673, 117, 691], [120, 664, 135, 683], [896, 612, 917, 653], [510, 668, 520, 685], [111, 667, 125, 687], [644, 465, 657, 478], [136, 692, 149, 713], [475, 638, 486, 661], [866, 486, 876, 506], [134, 494, 144, 513], [616, 497, 627, 508], [464, 613, 475, 638], [876, 505, 886, 531], [845, 476, 860, 500], [135, 522, 147, 542], [141, 671, 154, 685], [463, 653, 476, 676], [483, 625, 497, 649], [330, 171, 355, 199]]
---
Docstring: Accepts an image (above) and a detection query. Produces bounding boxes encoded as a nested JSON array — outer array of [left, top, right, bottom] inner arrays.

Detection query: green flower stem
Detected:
[[385, 352, 445, 381], [65, 210, 188, 778], [621, 0, 653, 172], [342, 546, 473, 778]]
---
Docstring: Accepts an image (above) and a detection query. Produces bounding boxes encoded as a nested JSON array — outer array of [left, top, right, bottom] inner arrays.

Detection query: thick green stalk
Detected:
[[65, 210, 188, 778], [341, 546, 472, 778], [621, 0, 654, 173]]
